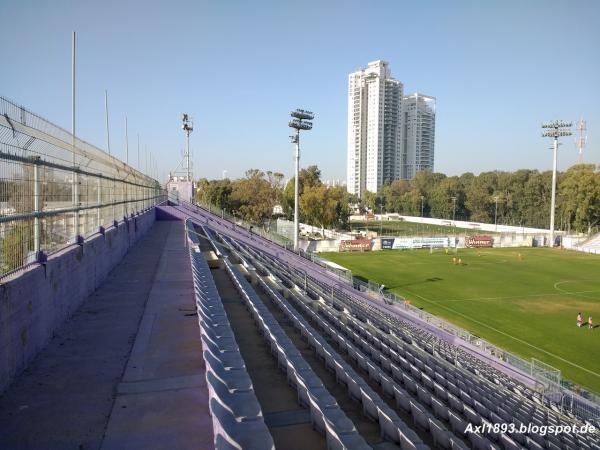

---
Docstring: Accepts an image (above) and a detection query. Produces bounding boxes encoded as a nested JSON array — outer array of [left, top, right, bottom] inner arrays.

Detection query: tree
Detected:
[[196, 178, 233, 210], [362, 191, 377, 213], [382, 180, 410, 213], [282, 165, 323, 220], [300, 184, 349, 233], [558, 164, 600, 233]]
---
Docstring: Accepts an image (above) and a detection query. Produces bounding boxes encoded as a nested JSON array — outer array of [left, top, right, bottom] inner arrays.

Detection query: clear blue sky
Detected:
[[1, 0, 599, 182]]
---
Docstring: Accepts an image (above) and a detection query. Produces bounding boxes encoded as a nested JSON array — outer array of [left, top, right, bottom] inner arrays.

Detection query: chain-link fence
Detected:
[[0, 96, 165, 279]]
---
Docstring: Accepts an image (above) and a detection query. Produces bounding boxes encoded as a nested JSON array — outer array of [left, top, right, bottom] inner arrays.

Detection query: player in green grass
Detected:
[[589, 316, 593, 330], [577, 313, 583, 327]]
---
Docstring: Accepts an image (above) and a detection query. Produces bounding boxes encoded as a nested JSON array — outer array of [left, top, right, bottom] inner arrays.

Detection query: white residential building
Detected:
[[402, 93, 436, 179], [347, 60, 403, 197]]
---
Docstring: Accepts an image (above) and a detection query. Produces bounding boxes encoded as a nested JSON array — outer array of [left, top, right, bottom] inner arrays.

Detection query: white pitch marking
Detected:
[[439, 289, 600, 304], [553, 280, 600, 301], [402, 288, 600, 379]]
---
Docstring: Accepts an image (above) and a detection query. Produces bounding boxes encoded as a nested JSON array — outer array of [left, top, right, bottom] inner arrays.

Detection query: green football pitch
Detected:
[[320, 247, 600, 394]]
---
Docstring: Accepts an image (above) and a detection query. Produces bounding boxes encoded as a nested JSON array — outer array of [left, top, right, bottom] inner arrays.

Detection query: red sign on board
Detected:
[[465, 235, 494, 248], [340, 239, 372, 252]]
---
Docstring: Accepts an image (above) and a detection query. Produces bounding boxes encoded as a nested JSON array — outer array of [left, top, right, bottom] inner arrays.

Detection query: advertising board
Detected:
[[381, 238, 395, 250], [381, 237, 450, 250], [340, 239, 372, 252], [465, 235, 494, 248]]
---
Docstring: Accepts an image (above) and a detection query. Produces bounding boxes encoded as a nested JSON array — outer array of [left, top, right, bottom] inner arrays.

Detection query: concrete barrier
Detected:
[[0, 208, 156, 394]]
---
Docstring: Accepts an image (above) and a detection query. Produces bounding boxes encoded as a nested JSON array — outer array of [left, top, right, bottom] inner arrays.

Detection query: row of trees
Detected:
[[363, 164, 600, 233], [195, 166, 350, 232], [195, 164, 600, 234]]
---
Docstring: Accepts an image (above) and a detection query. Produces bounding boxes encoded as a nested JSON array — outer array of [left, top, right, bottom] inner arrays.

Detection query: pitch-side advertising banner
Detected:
[[340, 239, 373, 252], [381, 237, 450, 249], [465, 235, 494, 248]]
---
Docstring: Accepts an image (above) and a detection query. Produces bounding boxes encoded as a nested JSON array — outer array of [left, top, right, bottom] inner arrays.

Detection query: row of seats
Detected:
[[256, 274, 430, 450], [221, 258, 371, 450], [278, 260, 597, 450], [229, 234, 600, 450], [186, 226, 275, 450], [182, 203, 600, 428], [271, 279, 473, 450]]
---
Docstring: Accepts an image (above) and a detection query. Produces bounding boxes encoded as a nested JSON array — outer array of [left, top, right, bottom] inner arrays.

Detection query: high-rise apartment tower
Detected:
[[402, 93, 436, 180], [347, 60, 403, 197], [347, 61, 435, 197]]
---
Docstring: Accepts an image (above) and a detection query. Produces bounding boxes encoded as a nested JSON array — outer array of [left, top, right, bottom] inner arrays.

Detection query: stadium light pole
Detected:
[[420, 195, 425, 217], [542, 120, 572, 247], [451, 196, 457, 221], [288, 108, 314, 251], [493, 195, 499, 230], [182, 114, 193, 181]]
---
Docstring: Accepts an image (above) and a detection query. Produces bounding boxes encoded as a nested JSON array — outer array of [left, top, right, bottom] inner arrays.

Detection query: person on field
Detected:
[[577, 313, 583, 327], [589, 316, 593, 330]]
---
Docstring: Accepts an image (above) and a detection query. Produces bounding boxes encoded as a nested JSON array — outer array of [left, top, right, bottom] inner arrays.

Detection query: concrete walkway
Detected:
[[0, 220, 212, 450]]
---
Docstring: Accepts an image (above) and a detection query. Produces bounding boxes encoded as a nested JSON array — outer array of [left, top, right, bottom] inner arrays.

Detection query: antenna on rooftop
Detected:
[[576, 117, 587, 164]]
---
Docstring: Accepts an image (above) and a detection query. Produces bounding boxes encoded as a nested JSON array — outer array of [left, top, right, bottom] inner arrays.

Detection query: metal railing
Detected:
[[0, 96, 166, 279], [193, 199, 291, 247], [192, 193, 600, 421]]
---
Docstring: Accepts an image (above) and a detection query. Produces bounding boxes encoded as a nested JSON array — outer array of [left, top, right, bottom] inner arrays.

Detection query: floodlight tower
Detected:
[[542, 120, 572, 247], [451, 196, 457, 221], [493, 195, 499, 230], [576, 117, 587, 164], [181, 113, 193, 181], [288, 108, 314, 251]]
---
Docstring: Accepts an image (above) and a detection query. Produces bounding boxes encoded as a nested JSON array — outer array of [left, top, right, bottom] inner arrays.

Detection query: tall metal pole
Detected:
[[550, 136, 558, 247], [124, 116, 129, 218], [186, 129, 191, 181], [71, 31, 79, 241], [452, 196, 457, 221], [137, 133, 140, 170], [294, 129, 300, 251], [104, 90, 111, 155], [542, 120, 571, 248], [33, 158, 40, 253], [494, 196, 499, 230], [125, 116, 129, 165], [288, 108, 314, 250]]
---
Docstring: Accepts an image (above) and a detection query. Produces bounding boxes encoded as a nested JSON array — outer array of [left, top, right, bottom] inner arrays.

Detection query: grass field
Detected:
[[348, 220, 501, 237], [320, 247, 600, 394]]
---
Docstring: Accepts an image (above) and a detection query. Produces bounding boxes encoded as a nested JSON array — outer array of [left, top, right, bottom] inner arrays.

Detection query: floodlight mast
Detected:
[[542, 120, 572, 247], [288, 109, 314, 251], [182, 114, 194, 181]]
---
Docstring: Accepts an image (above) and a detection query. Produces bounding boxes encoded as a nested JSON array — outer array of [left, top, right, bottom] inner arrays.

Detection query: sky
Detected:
[[1, 0, 599, 183]]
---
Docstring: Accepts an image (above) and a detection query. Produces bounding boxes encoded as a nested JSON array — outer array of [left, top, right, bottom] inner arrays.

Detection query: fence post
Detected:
[[33, 157, 41, 254], [97, 176, 101, 228], [112, 180, 116, 224], [73, 168, 79, 241]]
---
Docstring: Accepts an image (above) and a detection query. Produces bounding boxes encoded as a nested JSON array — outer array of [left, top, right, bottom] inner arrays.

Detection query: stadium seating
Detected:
[[186, 226, 275, 450], [216, 230, 600, 450], [222, 257, 372, 450], [183, 208, 600, 450]]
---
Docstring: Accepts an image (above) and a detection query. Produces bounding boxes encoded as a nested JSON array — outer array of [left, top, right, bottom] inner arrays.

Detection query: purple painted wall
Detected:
[[0, 209, 156, 394]]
